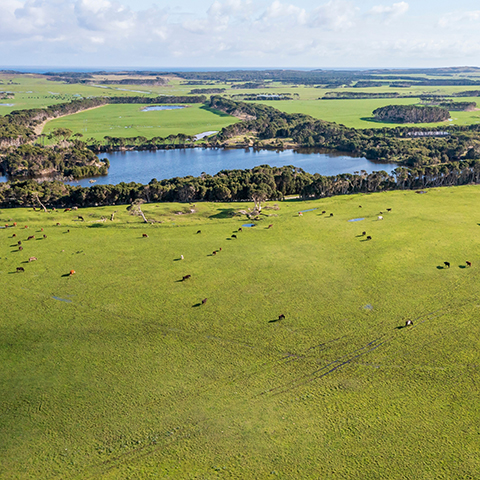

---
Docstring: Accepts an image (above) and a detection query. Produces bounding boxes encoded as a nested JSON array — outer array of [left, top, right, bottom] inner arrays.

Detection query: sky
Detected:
[[2, 0, 480, 69]]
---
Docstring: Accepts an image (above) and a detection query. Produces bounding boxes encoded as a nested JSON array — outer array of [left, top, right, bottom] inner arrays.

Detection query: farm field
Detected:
[[251, 97, 480, 128], [1, 186, 480, 478], [42, 104, 238, 141]]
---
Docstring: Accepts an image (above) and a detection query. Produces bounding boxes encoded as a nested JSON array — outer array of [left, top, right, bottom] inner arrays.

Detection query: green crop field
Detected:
[[2, 186, 480, 479], [42, 104, 239, 141]]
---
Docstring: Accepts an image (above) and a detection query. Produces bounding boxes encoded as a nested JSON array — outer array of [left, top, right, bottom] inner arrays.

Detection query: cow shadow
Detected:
[[173, 258, 182, 261], [459, 265, 467, 269], [268, 318, 282, 323], [61, 273, 71, 277], [395, 325, 406, 330], [192, 303, 202, 308], [436, 266, 447, 269]]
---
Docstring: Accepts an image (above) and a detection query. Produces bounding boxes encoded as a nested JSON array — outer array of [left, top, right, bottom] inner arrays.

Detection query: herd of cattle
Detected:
[[4, 203, 475, 324]]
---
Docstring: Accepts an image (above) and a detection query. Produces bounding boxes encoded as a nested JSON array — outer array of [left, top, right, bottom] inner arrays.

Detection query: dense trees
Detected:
[[2, 160, 480, 209], [372, 105, 450, 123]]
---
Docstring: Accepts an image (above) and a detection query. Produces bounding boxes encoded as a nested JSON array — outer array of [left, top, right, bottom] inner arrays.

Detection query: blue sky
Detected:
[[1, 0, 480, 69]]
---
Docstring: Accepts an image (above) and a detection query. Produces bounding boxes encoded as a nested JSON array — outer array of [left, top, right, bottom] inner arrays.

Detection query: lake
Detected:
[[0, 148, 399, 186]]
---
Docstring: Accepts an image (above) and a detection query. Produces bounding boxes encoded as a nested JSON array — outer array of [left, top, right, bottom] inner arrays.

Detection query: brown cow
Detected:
[[18, 246, 23, 251], [238, 228, 243, 232], [56, 223, 61, 226], [267, 224, 273, 229], [142, 233, 148, 238], [27, 235, 35, 240], [202, 298, 207, 305], [64, 208, 71, 212], [16, 267, 24, 273], [29, 257, 37, 262], [212, 251, 217, 255], [466, 261, 472, 267], [43, 234, 47, 239], [12, 233, 16, 238]]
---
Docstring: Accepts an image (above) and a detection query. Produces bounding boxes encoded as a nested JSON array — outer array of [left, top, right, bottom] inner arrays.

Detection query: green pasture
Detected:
[[252, 97, 480, 128], [42, 104, 238, 141], [1, 186, 480, 478]]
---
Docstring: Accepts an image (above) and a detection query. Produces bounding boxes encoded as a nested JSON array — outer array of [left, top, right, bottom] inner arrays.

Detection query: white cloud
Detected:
[[370, 2, 409, 17], [438, 10, 480, 28], [262, 1, 307, 25], [308, 0, 358, 31]]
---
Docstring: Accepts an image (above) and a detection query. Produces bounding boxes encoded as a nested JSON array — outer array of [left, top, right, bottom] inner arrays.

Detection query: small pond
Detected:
[[142, 106, 186, 112]]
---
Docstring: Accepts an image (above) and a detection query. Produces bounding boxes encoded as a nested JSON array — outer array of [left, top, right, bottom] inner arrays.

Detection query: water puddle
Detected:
[[194, 131, 218, 140], [52, 296, 72, 303], [0, 104, 14, 107], [299, 208, 318, 213], [142, 105, 186, 112], [242, 223, 256, 227], [363, 304, 373, 310], [348, 217, 365, 222]]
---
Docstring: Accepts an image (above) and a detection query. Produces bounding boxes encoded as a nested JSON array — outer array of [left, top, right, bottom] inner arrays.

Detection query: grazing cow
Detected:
[[238, 228, 243, 232], [41, 228, 43, 231], [444, 261, 450, 268], [362, 231, 366, 236], [366, 236, 372, 240], [78, 216, 84, 221], [12, 233, 16, 238], [56, 223, 61, 226], [17, 241, 21, 245], [298, 212, 303, 216], [182, 274, 191, 281], [219, 247, 222, 251], [24, 226, 28, 229], [386, 208, 392, 212], [212, 251, 217, 255], [67, 229, 70, 233], [142, 233, 148, 238], [196, 230, 201, 234], [18, 246, 23, 251], [43, 234, 47, 239], [202, 298, 207, 305], [72, 207, 78, 210], [64, 208, 71, 212], [379, 212, 383, 215], [405, 320, 413, 326], [27, 235, 35, 240], [268, 224, 273, 229], [16, 267, 25, 273], [330, 213, 334, 217], [322, 211, 326, 214], [466, 261, 472, 267], [180, 255, 184, 260], [378, 216, 383, 220], [231, 234, 237, 239], [70, 270, 75, 276], [278, 314, 285, 320], [29, 257, 37, 262]]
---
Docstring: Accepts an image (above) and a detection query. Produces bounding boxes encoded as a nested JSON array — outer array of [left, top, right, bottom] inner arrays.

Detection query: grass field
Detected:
[[42, 104, 238, 141], [2, 187, 480, 478], [4, 74, 480, 134]]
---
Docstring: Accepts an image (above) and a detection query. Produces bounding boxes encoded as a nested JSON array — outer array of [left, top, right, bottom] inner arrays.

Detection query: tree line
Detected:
[[2, 160, 480, 209]]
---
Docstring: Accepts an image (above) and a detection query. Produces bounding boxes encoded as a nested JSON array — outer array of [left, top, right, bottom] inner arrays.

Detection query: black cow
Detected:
[[278, 314, 285, 320], [405, 320, 413, 326], [16, 267, 24, 273], [444, 261, 450, 268], [366, 236, 372, 240], [182, 274, 191, 281]]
